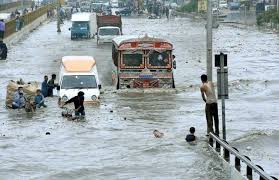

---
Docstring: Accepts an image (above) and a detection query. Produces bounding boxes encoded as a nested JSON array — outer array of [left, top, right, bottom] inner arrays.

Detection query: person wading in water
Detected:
[[62, 91, 85, 117], [200, 74, 219, 136]]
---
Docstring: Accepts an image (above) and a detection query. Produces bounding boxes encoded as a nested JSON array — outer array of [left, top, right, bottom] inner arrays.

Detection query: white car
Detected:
[[59, 56, 101, 103]]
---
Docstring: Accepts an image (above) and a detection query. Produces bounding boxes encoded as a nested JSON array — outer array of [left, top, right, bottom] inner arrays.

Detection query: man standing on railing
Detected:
[[0, 19, 5, 39], [200, 74, 220, 136]]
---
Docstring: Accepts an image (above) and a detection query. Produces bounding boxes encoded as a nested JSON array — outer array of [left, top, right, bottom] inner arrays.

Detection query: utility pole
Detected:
[[21, 0, 24, 11], [206, 0, 213, 81], [57, 0, 61, 32], [277, 0, 278, 29], [244, 5, 247, 25]]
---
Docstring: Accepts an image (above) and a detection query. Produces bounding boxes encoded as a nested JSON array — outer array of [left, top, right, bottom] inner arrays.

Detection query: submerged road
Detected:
[[0, 17, 278, 179]]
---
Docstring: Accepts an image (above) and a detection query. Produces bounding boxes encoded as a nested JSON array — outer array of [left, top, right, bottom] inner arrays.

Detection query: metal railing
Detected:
[[4, 3, 55, 38], [209, 133, 278, 180]]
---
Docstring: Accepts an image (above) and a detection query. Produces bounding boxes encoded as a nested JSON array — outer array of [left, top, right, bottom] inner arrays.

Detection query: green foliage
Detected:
[[178, 0, 198, 13], [257, 9, 279, 26]]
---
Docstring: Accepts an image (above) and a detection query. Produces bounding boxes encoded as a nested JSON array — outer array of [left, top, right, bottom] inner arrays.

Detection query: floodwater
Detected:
[[0, 17, 278, 179]]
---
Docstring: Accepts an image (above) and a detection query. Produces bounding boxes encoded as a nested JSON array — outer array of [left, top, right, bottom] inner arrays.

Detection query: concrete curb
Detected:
[[4, 14, 48, 47]]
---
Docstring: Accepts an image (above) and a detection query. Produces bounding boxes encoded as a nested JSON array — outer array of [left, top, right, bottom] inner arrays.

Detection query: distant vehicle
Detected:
[[228, 2, 240, 10], [98, 26, 121, 43], [117, 7, 132, 16], [91, 3, 103, 13], [110, 0, 118, 7], [96, 15, 122, 44], [212, 8, 220, 15], [59, 56, 101, 103], [0, 13, 11, 22], [170, 3, 178, 9], [70, 13, 96, 39], [219, 1, 228, 9], [256, 2, 265, 16], [265, 5, 276, 11], [112, 35, 176, 89], [80, 2, 91, 12]]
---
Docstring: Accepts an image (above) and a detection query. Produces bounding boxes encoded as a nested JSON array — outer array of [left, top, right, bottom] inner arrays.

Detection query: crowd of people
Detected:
[[146, 2, 175, 19], [11, 74, 58, 112], [11, 74, 86, 119]]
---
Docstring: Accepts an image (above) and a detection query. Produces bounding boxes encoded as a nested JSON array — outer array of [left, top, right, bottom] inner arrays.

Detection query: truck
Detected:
[[70, 12, 96, 40], [96, 15, 122, 44]]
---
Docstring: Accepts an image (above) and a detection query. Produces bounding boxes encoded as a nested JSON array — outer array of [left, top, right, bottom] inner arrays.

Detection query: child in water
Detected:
[[185, 127, 196, 142]]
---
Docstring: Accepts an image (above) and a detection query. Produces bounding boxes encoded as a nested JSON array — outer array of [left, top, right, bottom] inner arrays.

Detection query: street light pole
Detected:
[[207, 0, 213, 81], [57, 0, 61, 32], [277, 0, 278, 29], [21, 0, 24, 11]]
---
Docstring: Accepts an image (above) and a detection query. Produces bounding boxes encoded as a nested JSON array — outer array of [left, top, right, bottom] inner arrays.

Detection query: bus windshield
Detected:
[[99, 28, 120, 36], [72, 22, 88, 29], [148, 50, 170, 67], [122, 53, 143, 67], [61, 75, 97, 89]]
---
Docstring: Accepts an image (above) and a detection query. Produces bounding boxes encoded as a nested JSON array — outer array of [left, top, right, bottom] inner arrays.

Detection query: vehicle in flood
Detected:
[[70, 13, 96, 39], [112, 35, 176, 89], [58, 56, 101, 102], [96, 15, 122, 44]]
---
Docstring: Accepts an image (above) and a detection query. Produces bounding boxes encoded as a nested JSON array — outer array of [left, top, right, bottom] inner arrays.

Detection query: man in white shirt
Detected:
[[200, 74, 219, 136]]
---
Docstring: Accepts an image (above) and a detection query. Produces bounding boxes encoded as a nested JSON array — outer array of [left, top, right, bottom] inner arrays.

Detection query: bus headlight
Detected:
[[62, 95, 68, 101], [91, 95, 97, 100]]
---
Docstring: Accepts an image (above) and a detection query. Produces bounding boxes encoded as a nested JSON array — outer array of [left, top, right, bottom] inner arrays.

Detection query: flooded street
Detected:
[[0, 17, 278, 179]]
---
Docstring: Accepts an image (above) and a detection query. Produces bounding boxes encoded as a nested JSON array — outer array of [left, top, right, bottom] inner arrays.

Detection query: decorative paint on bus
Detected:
[[112, 35, 176, 89]]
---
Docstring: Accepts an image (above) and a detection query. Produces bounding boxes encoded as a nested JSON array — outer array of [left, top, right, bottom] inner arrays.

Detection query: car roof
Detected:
[[62, 56, 96, 72]]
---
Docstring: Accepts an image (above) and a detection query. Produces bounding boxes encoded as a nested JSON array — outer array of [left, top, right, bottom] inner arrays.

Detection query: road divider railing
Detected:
[[209, 133, 278, 180], [4, 3, 56, 39]]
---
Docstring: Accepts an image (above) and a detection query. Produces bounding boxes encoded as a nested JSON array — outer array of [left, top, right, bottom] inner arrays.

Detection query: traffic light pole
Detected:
[[220, 54, 226, 140]]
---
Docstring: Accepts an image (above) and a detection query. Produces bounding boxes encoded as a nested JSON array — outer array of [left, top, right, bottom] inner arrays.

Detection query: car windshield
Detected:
[[148, 51, 170, 67], [99, 28, 120, 36], [73, 22, 88, 29], [61, 75, 97, 89], [122, 53, 143, 67]]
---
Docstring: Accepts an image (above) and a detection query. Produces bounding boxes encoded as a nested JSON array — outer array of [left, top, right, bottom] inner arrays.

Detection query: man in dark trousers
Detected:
[[63, 91, 85, 117], [0, 40, 7, 60], [47, 74, 57, 97], [200, 74, 219, 136]]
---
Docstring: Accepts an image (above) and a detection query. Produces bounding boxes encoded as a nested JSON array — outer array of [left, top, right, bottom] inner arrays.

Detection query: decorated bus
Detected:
[[112, 35, 176, 89]]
